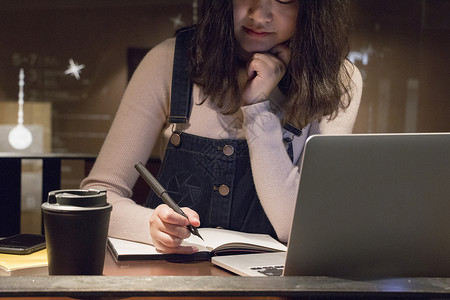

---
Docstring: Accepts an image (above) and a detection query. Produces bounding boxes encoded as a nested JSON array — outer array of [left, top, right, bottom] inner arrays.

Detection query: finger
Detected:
[[157, 204, 191, 226], [149, 211, 188, 253], [247, 59, 258, 80], [250, 53, 286, 80], [247, 54, 271, 80], [152, 208, 191, 239], [269, 43, 291, 67], [181, 207, 201, 227], [160, 220, 192, 239], [152, 226, 183, 248], [152, 231, 199, 254]]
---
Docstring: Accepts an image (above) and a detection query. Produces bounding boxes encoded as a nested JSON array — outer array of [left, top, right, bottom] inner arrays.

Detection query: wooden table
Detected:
[[1, 250, 449, 299]]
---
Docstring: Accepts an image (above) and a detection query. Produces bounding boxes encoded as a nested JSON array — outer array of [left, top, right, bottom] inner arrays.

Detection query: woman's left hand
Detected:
[[242, 43, 291, 106]]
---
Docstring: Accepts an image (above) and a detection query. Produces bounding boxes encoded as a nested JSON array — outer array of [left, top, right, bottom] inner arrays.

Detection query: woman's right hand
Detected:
[[149, 204, 200, 254]]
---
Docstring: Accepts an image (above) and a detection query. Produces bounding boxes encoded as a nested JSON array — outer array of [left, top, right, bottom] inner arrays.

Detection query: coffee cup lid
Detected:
[[47, 189, 108, 207]]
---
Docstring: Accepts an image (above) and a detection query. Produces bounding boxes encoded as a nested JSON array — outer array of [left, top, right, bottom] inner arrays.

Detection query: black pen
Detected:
[[134, 162, 204, 241]]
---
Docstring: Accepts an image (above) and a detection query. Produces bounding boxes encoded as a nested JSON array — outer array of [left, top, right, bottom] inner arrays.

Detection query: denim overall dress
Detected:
[[145, 28, 298, 239]]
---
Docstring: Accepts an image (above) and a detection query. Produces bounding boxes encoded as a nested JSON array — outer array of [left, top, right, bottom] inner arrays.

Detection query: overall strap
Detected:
[[169, 27, 196, 124]]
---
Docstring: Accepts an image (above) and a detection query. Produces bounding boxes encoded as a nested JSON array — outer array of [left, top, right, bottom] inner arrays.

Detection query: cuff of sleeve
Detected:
[[241, 101, 281, 142]]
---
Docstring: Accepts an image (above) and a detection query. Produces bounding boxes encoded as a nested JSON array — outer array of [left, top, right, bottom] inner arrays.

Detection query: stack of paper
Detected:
[[0, 249, 48, 276]]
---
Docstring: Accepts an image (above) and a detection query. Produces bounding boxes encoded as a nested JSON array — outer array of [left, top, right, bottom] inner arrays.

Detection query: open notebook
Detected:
[[108, 227, 286, 262], [212, 133, 450, 277]]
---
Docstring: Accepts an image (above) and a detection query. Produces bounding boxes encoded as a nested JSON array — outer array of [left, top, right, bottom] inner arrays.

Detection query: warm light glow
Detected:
[[9, 124, 33, 150]]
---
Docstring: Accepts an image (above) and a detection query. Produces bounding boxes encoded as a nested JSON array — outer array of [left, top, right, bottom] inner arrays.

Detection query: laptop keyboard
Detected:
[[250, 265, 284, 276]]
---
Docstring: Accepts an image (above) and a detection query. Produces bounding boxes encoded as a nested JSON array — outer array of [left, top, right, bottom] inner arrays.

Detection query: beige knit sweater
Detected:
[[81, 37, 363, 244]]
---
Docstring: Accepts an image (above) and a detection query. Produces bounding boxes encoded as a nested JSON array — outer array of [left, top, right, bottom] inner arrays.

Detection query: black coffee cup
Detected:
[[41, 189, 112, 275]]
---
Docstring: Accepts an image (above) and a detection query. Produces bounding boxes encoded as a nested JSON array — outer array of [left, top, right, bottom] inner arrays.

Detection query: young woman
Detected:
[[81, 0, 362, 254]]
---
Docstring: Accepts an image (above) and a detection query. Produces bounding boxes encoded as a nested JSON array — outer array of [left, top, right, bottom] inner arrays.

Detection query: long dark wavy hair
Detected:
[[189, 0, 353, 129]]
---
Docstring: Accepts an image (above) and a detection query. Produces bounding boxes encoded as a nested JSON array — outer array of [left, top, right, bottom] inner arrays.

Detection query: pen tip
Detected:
[[194, 230, 204, 241], [189, 225, 204, 241]]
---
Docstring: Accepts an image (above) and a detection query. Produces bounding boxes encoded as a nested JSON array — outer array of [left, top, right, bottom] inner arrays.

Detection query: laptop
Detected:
[[212, 133, 450, 277]]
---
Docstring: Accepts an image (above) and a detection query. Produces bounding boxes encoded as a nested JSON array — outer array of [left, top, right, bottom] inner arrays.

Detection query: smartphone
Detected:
[[0, 234, 46, 255]]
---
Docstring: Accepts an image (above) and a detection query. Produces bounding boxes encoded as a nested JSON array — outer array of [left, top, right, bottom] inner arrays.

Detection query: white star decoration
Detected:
[[64, 59, 85, 80], [170, 14, 186, 29]]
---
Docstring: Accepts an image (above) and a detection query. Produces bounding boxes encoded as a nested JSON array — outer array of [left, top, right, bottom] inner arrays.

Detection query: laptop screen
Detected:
[[284, 133, 450, 277]]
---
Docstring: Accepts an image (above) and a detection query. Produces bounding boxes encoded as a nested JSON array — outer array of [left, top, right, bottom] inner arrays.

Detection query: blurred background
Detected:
[[0, 0, 449, 233]]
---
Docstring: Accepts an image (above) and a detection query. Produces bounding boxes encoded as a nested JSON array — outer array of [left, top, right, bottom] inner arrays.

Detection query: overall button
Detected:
[[222, 145, 234, 156], [170, 133, 181, 146], [218, 184, 230, 196]]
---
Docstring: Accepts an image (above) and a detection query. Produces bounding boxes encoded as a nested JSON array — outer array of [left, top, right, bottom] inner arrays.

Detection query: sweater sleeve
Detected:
[[242, 63, 363, 242], [80, 38, 175, 245]]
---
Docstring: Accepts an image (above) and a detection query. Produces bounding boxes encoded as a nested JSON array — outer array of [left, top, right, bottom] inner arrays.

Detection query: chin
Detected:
[[241, 44, 272, 54]]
